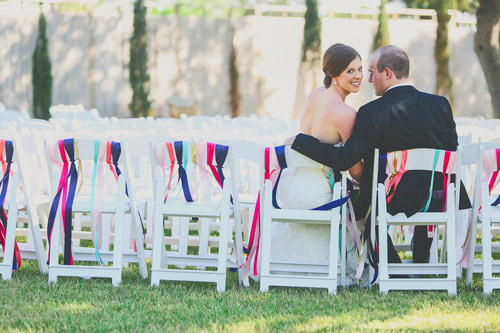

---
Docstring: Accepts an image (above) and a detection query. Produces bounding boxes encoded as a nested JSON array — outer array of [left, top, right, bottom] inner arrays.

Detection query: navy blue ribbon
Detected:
[[0, 141, 18, 270], [215, 144, 228, 186], [364, 153, 388, 283], [62, 139, 78, 265], [174, 141, 193, 202], [271, 146, 287, 209], [214, 144, 234, 205], [110, 142, 127, 195], [367, 237, 379, 284], [46, 139, 78, 265], [110, 141, 146, 239], [378, 154, 388, 183]]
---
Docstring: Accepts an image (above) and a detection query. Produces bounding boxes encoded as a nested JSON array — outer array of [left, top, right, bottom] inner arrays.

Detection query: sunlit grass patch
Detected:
[[0, 260, 499, 331]]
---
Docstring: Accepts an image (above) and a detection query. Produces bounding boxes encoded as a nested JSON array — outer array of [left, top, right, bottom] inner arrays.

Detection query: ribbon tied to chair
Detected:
[[157, 141, 231, 203], [47, 139, 80, 265], [368, 149, 455, 280], [243, 145, 351, 286], [484, 148, 500, 206], [47, 139, 129, 265], [458, 148, 500, 268], [0, 140, 22, 270]]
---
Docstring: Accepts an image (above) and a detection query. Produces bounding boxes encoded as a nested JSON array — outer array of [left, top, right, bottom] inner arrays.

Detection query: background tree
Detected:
[[32, 12, 52, 120], [400, 0, 474, 106], [228, 26, 241, 118], [129, 0, 152, 118], [474, 0, 500, 118], [301, 0, 321, 84], [373, 0, 391, 50]]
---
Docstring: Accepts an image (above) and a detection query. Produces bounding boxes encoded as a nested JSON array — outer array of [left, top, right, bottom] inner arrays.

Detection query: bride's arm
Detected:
[[332, 105, 364, 182]]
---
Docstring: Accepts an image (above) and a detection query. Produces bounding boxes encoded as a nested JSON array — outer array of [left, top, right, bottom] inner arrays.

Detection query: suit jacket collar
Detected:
[[382, 85, 417, 97]]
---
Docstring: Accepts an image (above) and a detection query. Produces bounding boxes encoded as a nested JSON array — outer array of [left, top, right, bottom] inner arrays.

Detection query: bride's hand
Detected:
[[283, 135, 296, 146]]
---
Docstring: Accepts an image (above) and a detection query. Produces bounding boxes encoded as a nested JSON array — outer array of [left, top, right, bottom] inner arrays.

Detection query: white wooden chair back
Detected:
[[44, 136, 147, 286], [150, 140, 243, 292], [465, 143, 500, 293], [372, 147, 462, 294], [0, 134, 48, 275], [259, 146, 345, 294]]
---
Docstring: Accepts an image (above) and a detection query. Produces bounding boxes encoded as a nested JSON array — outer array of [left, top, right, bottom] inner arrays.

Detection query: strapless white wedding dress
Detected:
[[271, 166, 368, 286]]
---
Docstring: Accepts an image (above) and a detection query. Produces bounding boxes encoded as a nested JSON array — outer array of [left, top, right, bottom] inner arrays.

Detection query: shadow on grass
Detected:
[[1, 260, 499, 331]]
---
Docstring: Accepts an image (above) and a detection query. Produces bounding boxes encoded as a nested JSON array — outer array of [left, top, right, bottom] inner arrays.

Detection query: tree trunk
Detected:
[[434, 2, 454, 106], [474, 0, 500, 118]]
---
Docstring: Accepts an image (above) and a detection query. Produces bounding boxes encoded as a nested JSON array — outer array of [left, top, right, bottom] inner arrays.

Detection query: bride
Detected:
[[272, 43, 364, 284]]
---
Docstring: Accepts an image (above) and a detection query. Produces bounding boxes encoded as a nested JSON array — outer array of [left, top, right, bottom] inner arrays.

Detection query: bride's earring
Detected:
[[334, 80, 338, 85]]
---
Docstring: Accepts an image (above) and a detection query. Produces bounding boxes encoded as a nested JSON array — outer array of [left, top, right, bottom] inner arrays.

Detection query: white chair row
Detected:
[[255, 142, 500, 295], [0, 133, 250, 292], [463, 142, 500, 294], [1, 130, 498, 294]]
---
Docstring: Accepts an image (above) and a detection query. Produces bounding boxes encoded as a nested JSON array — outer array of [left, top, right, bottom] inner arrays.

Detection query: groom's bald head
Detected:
[[372, 45, 410, 79]]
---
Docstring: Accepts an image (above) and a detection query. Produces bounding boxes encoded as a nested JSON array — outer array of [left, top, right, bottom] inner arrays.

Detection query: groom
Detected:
[[286, 45, 470, 264]]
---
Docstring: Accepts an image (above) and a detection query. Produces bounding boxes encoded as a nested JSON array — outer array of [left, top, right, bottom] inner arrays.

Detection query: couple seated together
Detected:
[[273, 44, 470, 285]]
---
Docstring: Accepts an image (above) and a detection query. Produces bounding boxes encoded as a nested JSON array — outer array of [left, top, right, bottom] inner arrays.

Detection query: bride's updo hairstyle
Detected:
[[323, 43, 361, 88]]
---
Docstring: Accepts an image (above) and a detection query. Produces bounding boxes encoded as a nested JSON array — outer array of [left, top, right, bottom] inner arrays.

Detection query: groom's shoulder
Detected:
[[417, 90, 452, 110], [358, 96, 385, 114]]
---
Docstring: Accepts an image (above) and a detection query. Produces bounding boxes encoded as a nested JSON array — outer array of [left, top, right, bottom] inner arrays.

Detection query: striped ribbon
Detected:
[[0, 140, 21, 270]]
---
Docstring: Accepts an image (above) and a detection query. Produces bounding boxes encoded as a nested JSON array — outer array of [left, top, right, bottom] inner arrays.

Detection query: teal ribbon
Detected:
[[420, 150, 440, 213], [90, 140, 104, 265]]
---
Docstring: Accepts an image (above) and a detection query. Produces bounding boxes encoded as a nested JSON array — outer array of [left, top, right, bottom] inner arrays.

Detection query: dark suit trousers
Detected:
[[367, 193, 450, 264]]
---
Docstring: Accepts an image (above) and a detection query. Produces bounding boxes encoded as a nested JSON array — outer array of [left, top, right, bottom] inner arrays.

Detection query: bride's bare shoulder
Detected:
[[325, 99, 356, 120]]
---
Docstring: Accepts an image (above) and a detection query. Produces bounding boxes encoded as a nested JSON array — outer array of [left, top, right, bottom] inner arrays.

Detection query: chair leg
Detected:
[[1, 201, 18, 280], [130, 208, 148, 279], [48, 212, 62, 284], [27, 203, 48, 274], [482, 214, 493, 290]]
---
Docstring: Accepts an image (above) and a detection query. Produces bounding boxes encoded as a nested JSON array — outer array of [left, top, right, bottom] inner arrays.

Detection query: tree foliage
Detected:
[[129, 0, 152, 118], [400, 0, 476, 105], [32, 12, 52, 120], [474, 0, 500, 118], [228, 27, 241, 118], [302, 0, 321, 66], [373, 0, 391, 51]]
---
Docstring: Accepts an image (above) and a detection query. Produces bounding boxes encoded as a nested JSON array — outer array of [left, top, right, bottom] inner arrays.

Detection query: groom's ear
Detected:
[[383, 67, 392, 79]]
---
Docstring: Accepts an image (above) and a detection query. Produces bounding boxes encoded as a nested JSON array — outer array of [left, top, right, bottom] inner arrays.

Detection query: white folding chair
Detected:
[[0, 133, 48, 275], [0, 140, 20, 280], [219, 139, 263, 250], [456, 125, 497, 143], [150, 140, 243, 292], [120, 133, 176, 256], [45, 137, 147, 286], [373, 148, 462, 294], [259, 146, 346, 294], [464, 143, 500, 293], [436, 143, 476, 279]]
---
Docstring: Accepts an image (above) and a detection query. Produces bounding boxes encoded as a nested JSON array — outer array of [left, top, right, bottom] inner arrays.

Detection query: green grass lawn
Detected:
[[0, 260, 499, 332]]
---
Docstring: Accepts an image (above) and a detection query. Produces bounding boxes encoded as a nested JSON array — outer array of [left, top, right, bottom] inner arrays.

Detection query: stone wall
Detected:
[[0, 12, 493, 119]]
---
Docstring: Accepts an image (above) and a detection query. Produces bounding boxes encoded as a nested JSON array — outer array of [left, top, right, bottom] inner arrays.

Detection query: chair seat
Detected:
[[163, 201, 234, 218], [239, 193, 258, 205], [387, 263, 450, 274], [271, 209, 338, 223], [387, 212, 450, 224], [72, 200, 131, 213], [479, 205, 500, 221], [24, 193, 51, 207]]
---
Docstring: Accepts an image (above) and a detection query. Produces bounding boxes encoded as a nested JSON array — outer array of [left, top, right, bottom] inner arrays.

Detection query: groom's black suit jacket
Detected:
[[292, 85, 470, 219]]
